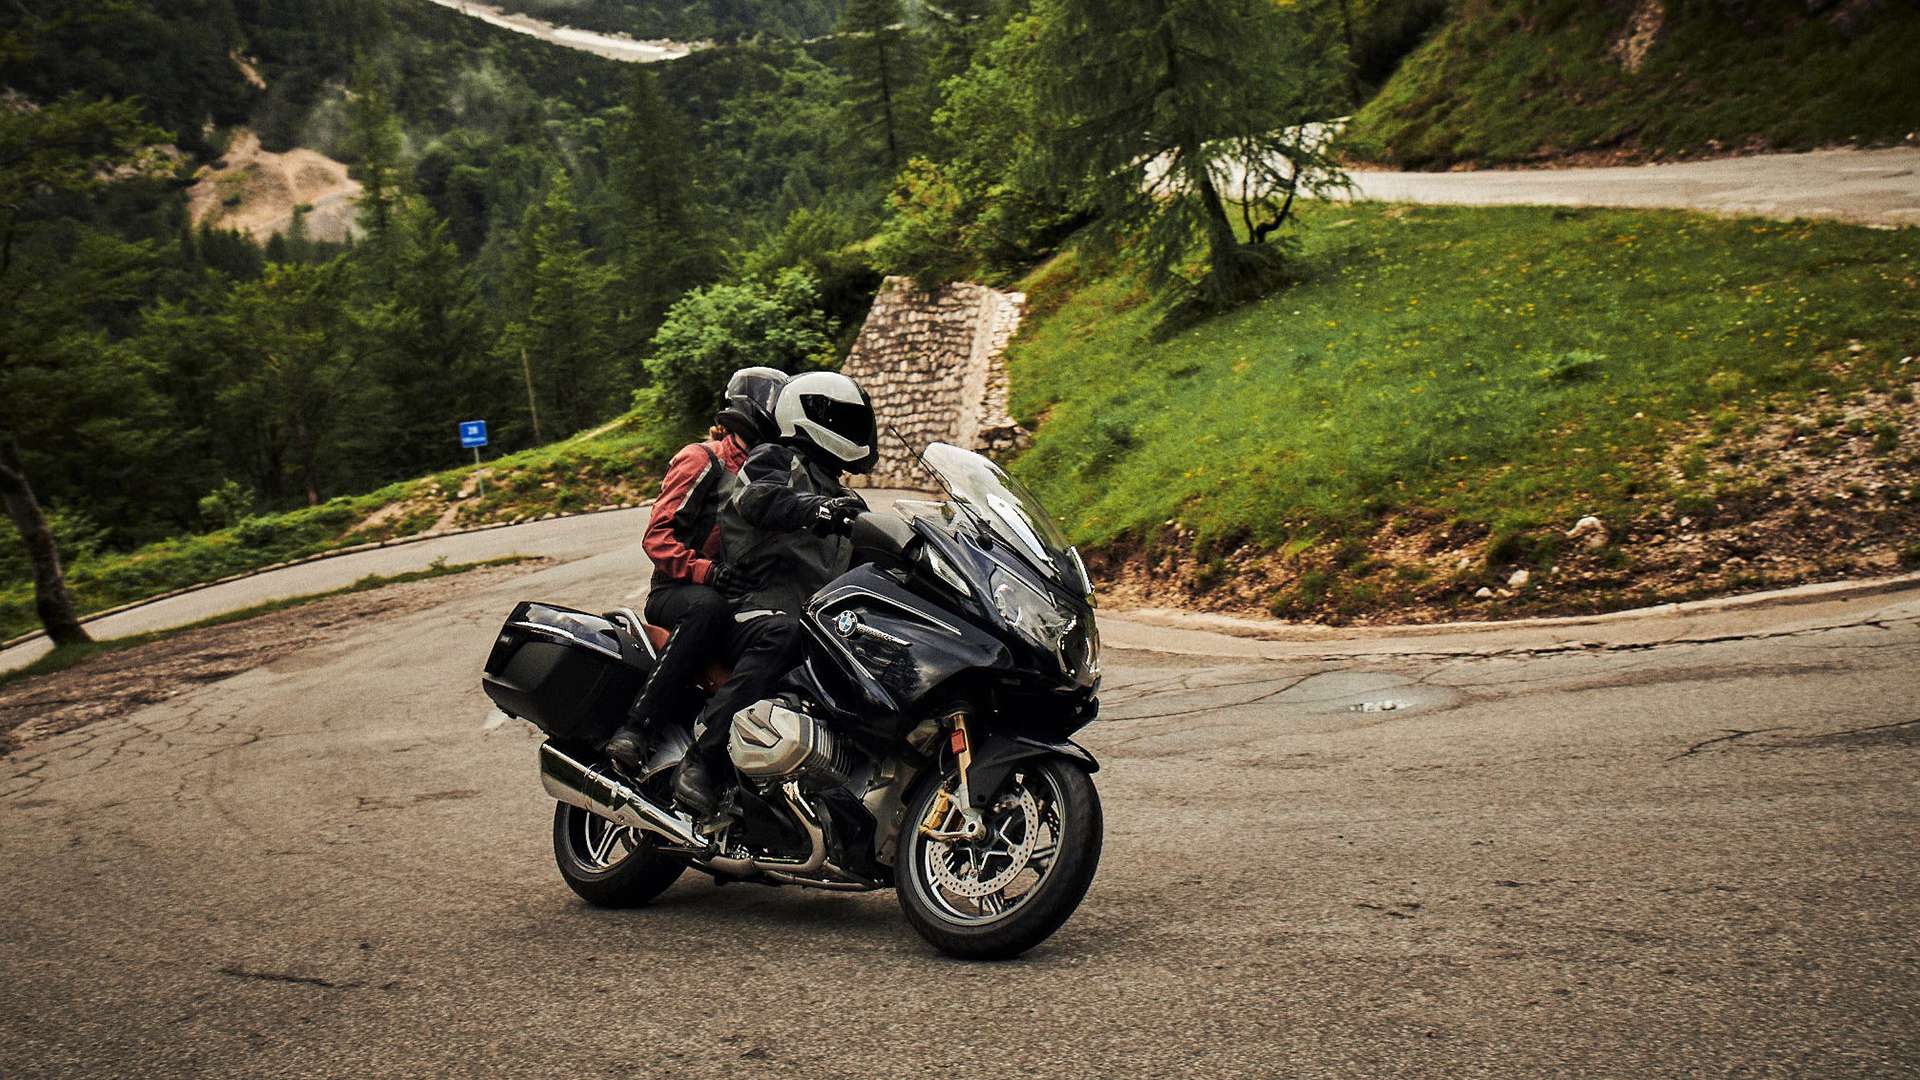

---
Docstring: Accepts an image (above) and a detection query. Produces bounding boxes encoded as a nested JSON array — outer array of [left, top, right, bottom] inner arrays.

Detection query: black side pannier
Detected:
[[482, 601, 656, 743]]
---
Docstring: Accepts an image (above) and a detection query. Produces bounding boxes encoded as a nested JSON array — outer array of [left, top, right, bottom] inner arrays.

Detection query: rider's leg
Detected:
[[672, 610, 802, 814], [605, 583, 730, 771]]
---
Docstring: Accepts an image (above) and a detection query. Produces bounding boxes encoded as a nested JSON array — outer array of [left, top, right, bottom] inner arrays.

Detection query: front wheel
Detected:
[[551, 802, 687, 908], [897, 757, 1102, 960]]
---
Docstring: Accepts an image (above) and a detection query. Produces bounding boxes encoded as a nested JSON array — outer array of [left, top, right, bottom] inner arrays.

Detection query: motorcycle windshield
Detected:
[[921, 442, 1089, 596]]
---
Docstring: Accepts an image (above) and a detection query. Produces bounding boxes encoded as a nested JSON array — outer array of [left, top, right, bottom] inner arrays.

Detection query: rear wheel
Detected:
[[551, 802, 687, 908], [897, 758, 1102, 960]]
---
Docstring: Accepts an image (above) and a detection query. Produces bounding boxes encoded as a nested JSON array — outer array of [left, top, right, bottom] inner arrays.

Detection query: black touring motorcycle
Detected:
[[481, 443, 1102, 959]]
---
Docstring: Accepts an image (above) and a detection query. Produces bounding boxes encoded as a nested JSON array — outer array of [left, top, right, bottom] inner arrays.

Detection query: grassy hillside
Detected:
[[1006, 202, 1920, 621], [1343, 0, 1920, 168], [0, 412, 688, 642]]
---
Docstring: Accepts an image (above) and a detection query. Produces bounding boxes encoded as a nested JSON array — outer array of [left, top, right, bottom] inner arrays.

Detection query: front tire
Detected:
[[551, 802, 687, 908], [897, 758, 1102, 960]]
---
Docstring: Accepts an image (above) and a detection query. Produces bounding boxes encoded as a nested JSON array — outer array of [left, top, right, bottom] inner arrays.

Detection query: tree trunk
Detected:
[[521, 347, 544, 444], [1338, 0, 1361, 103], [296, 425, 321, 507], [1195, 167, 1243, 278], [0, 437, 91, 645], [877, 37, 899, 169]]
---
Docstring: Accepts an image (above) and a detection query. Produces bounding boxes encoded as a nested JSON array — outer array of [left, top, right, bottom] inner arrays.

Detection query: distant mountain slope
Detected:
[[1343, 0, 1920, 168], [187, 130, 362, 242]]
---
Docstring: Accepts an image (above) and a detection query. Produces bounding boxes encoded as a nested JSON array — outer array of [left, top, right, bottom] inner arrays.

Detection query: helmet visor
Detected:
[[800, 394, 874, 451]]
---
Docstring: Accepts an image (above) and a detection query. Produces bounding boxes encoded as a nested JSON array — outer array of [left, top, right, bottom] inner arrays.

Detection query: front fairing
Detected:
[[919, 516, 1099, 694], [801, 563, 1015, 725], [798, 519, 1099, 726]]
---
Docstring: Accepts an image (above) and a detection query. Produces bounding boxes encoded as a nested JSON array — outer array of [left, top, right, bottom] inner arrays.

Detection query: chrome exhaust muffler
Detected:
[[539, 741, 705, 851], [540, 741, 855, 885]]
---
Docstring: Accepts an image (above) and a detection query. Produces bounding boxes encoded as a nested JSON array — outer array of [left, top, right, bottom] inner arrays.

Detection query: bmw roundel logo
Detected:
[[834, 610, 860, 637]]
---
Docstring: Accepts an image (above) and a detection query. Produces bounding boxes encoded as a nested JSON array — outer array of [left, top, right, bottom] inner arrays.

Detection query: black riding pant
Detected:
[[633, 582, 733, 731], [690, 609, 802, 756]]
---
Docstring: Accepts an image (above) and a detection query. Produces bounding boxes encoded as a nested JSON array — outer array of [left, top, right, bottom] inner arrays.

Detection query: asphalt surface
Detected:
[[0, 507, 658, 673], [422, 0, 694, 62], [1344, 147, 1920, 227], [3, 510, 1918, 1076]]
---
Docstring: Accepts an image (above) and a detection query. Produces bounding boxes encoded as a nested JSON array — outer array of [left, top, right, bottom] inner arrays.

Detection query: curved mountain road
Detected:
[[1342, 146, 1920, 227], [3, 500, 1918, 1076]]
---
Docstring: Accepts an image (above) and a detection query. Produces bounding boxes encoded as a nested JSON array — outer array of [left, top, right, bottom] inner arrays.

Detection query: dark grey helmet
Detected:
[[716, 367, 789, 444]]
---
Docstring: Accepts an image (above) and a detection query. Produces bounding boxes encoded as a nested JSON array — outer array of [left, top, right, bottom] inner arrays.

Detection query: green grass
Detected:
[[0, 409, 685, 641], [1005, 201, 1920, 560], [1343, 0, 1920, 168], [0, 555, 536, 691]]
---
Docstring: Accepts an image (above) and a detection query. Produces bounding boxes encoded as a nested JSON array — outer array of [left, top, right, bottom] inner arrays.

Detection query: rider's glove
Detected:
[[811, 496, 865, 536], [708, 563, 750, 599]]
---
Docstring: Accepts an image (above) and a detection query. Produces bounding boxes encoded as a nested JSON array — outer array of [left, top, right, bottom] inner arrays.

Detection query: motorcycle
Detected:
[[481, 442, 1103, 959]]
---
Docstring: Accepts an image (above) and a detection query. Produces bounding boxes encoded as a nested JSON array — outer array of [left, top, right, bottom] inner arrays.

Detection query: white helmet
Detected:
[[774, 371, 877, 473]]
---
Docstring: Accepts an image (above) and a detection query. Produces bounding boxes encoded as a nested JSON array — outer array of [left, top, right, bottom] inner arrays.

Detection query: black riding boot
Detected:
[[603, 713, 647, 773], [671, 746, 725, 816]]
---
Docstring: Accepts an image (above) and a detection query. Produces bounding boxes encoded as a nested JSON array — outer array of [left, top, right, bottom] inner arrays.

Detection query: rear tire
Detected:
[[897, 758, 1102, 960], [551, 802, 687, 908]]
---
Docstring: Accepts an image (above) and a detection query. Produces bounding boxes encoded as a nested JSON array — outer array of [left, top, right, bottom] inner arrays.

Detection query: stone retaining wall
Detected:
[[840, 276, 1028, 489]]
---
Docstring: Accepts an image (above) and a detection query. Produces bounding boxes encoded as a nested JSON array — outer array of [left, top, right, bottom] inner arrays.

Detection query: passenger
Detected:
[[604, 367, 787, 773], [669, 371, 877, 814]]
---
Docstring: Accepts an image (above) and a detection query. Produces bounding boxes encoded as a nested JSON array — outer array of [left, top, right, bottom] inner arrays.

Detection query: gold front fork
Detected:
[[920, 711, 985, 841]]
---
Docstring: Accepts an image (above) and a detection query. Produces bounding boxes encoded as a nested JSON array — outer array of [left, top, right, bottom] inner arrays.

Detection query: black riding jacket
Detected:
[[719, 443, 866, 614]]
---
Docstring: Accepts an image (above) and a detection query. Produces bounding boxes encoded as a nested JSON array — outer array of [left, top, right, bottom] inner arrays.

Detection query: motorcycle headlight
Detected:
[[990, 567, 1073, 657]]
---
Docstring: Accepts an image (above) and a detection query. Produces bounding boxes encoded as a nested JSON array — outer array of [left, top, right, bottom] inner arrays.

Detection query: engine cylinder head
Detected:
[[729, 700, 855, 787]]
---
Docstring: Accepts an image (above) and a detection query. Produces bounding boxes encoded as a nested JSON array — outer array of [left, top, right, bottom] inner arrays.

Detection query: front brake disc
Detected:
[[928, 786, 1039, 898]]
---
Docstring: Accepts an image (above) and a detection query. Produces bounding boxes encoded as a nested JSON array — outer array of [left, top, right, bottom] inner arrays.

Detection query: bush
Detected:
[[197, 480, 258, 530], [872, 158, 975, 290], [0, 505, 108, 584], [640, 268, 838, 426]]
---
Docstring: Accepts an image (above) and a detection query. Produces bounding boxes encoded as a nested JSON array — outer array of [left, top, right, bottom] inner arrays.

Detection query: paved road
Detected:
[[422, 0, 694, 62], [1344, 147, 1920, 227], [0, 508, 657, 673], [3, 503, 1916, 1076]]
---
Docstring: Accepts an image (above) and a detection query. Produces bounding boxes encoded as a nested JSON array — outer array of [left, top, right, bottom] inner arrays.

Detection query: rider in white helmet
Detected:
[[670, 371, 877, 814]]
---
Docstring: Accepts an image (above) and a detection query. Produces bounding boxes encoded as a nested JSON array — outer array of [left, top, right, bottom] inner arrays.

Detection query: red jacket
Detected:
[[643, 433, 750, 587]]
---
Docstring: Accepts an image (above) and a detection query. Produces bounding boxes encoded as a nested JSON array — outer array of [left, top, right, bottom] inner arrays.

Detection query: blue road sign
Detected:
[[459, 420, 489, 448]]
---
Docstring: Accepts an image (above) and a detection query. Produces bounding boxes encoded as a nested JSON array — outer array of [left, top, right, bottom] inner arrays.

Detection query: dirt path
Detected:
[[1341, 146, 1920, 227]]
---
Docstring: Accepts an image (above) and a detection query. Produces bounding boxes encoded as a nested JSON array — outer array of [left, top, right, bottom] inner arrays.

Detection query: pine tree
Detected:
[[837, 0, 917, 172], [346, 61, 406, 251], [494, 175, 620, 442], [216, 261, 359, 507], [924, 0, 994, 81], [606, 69, 722, 355], [353, 198, 487, 474], [0, 93, 165, 644], [1027, 0, 1350, 306]]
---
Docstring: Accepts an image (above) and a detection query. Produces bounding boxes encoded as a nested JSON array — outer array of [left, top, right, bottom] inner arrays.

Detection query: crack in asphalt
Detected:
[[1214, 613, 1919, 666], [218, 966, 361, 990], [1669, 727, 1797, 760], [1787, 716, 1920, 747], [1101, 672, 1322, 727]]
